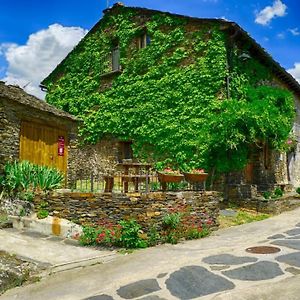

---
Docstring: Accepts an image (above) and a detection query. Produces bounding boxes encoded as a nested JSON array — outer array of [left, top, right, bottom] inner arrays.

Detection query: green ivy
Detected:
[[45, 7, 295, 173]]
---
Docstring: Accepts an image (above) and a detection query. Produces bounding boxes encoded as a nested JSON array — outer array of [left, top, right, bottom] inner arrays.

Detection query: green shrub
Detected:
[[37, 209, 49, 219], [79, 226, 99, 246], [162, 213, 181, 229], [18, 191, 34, 202], [296, 187, 300, 194], [1, 161, 64, 197], [147, 225, 160, 246], [262, 191, 271, 199], [118, 219, 148, 249], [273, 187, 283, 198], [186, 225, 210, 240]]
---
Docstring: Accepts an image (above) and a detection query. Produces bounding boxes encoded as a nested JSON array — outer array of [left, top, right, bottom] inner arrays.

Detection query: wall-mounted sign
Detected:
[[58, 136, 65, 156]]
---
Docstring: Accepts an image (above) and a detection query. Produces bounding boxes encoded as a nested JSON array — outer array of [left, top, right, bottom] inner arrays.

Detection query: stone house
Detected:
[[0, 81, 78, 182], [40, 3, 300, 198]]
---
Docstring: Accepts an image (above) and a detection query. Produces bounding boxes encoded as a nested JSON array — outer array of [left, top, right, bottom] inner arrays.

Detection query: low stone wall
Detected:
[[34, 191, 221, 232], [227, 194, 300, 214]]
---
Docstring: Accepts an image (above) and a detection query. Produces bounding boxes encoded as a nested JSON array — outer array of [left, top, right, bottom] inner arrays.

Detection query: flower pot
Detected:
[[183, 172, 208, 183], [157, 172, 184, 183]]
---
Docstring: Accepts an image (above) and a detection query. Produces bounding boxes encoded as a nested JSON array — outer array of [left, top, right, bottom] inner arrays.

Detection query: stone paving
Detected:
[[81, 222, 300, 300], [2, 208, 300, 300]]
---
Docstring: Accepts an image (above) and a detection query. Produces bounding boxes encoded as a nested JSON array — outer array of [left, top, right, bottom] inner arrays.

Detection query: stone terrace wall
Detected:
[[34, 191, 221, 231], [228, 194, 300, 215]]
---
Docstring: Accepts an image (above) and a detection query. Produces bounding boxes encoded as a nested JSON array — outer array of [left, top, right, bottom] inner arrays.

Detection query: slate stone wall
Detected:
[[67, 139, 120, 188], [228, 195, 300, 215], [0, 98, 20, 173], [34, 191, 221, 231]]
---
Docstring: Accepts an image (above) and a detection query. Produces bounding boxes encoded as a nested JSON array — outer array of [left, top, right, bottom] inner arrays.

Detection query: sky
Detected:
[[0, 0, 299, 99]]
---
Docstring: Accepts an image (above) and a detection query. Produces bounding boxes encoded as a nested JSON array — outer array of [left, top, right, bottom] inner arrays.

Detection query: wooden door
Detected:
[[244, 162, 254, 184], [19, 121, 68, 176]]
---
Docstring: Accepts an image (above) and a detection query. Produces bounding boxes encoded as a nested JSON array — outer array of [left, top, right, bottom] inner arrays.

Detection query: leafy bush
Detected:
[[147, 225, 161, 246], [79, 211, 211, 249], [273, 187, 283, 198], [262, 191, 271, 199], [296, 187, 300, 194], [0, 161, 64, 197], [37, 209, 49, 219], [162, 213, 181, 229], [262, 188, 283, 200], [118, 219, 148, 249], [79, 219, 147, 249], [161, 205, 211, 244]]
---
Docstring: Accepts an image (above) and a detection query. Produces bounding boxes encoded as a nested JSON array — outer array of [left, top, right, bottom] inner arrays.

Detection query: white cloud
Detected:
[[288, 63, 300, 83], [277, 32, 285, 39], [0, 24, 87, 99], [288, 28, 300, 36], [255, 0, 287, 26]]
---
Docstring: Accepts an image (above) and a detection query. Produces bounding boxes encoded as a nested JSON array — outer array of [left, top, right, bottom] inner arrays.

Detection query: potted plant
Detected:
[[157, 168, 184, 183], [183, 168, 208, 183], [157, 168, 184, 192]]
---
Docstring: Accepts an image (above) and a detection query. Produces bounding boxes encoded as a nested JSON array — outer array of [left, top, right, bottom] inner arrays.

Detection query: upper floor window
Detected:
[[137, 33, 151, 49], [111, 46, 120, 71]]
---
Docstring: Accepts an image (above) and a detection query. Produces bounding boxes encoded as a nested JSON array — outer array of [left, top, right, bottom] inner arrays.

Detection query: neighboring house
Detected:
[[41, 3, 300, 198], [0, 81, 78, 181]]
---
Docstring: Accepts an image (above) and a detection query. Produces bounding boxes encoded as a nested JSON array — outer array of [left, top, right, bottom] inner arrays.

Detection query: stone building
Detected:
[[40, 3, 300, 198], [0, 81, 78, 181]]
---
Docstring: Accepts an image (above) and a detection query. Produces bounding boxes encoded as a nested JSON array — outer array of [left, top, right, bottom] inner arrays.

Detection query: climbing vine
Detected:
[[45, 6, 295, 173]]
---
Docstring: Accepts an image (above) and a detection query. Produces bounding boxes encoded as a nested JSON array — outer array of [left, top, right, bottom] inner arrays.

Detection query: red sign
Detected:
[[58, 136, 65, 156]]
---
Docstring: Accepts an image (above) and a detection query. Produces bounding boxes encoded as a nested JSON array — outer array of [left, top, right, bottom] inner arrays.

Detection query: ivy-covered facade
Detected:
[[41, 3, 300, 197]]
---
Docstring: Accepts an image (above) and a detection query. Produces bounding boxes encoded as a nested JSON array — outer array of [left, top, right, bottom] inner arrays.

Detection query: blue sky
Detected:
[[0, 0, 299, 98]]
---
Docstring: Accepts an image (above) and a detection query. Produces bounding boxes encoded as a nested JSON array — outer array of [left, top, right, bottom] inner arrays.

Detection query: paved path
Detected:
[[2, 208, 300, 300], [0, 228, 117, 274]]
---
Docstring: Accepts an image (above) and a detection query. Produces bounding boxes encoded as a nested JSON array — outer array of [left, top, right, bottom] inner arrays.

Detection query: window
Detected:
[[118, 141, 133, 162], [111, 46, 120, 71], [138, 33, 151, 49]]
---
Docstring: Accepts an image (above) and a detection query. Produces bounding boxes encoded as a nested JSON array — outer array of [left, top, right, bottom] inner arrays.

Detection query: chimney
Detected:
[[103, 2, 125, 14]]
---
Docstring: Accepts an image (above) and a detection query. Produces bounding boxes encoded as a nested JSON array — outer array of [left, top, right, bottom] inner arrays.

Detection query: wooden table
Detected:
[[117, 163, 151, 193]]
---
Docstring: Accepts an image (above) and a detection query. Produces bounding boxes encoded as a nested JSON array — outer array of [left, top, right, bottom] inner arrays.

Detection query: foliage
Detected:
[[161, 204, 211, 244], [79, 220, 121, 246], [272, 187, 284, 198], [118, 219, 148, 249], [147, 225, 161, 246], [45, 7, 295, 175], [296, 187, 300, 194], [262, 191, 271, 199], [37, 209, 49, 219], [162, 212, 182, 229], [79, 219, 147, 248], [37, 201, 49, 219], [262, 188, 283, 200], [79, 209, 211, 248], [18, 191, 35, 202], [0, 161, 64, 197]]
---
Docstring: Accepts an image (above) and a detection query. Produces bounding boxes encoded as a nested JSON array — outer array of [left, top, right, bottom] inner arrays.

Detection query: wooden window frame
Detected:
[[137, 33, 151, 49]]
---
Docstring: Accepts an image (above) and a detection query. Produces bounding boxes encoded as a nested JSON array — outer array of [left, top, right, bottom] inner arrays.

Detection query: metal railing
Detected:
[[72, 171, 206, 193]]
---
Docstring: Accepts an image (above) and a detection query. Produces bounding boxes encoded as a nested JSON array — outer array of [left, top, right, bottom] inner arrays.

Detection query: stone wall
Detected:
[[34, 191, 221, 232], [227, 194, 300, 215], [0, 98, 20, 173], [67, 139, 120, 188]]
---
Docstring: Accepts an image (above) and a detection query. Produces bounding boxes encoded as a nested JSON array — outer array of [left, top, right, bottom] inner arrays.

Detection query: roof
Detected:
[[0, 81, 78, 122], [41, 3, 300, 97]]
